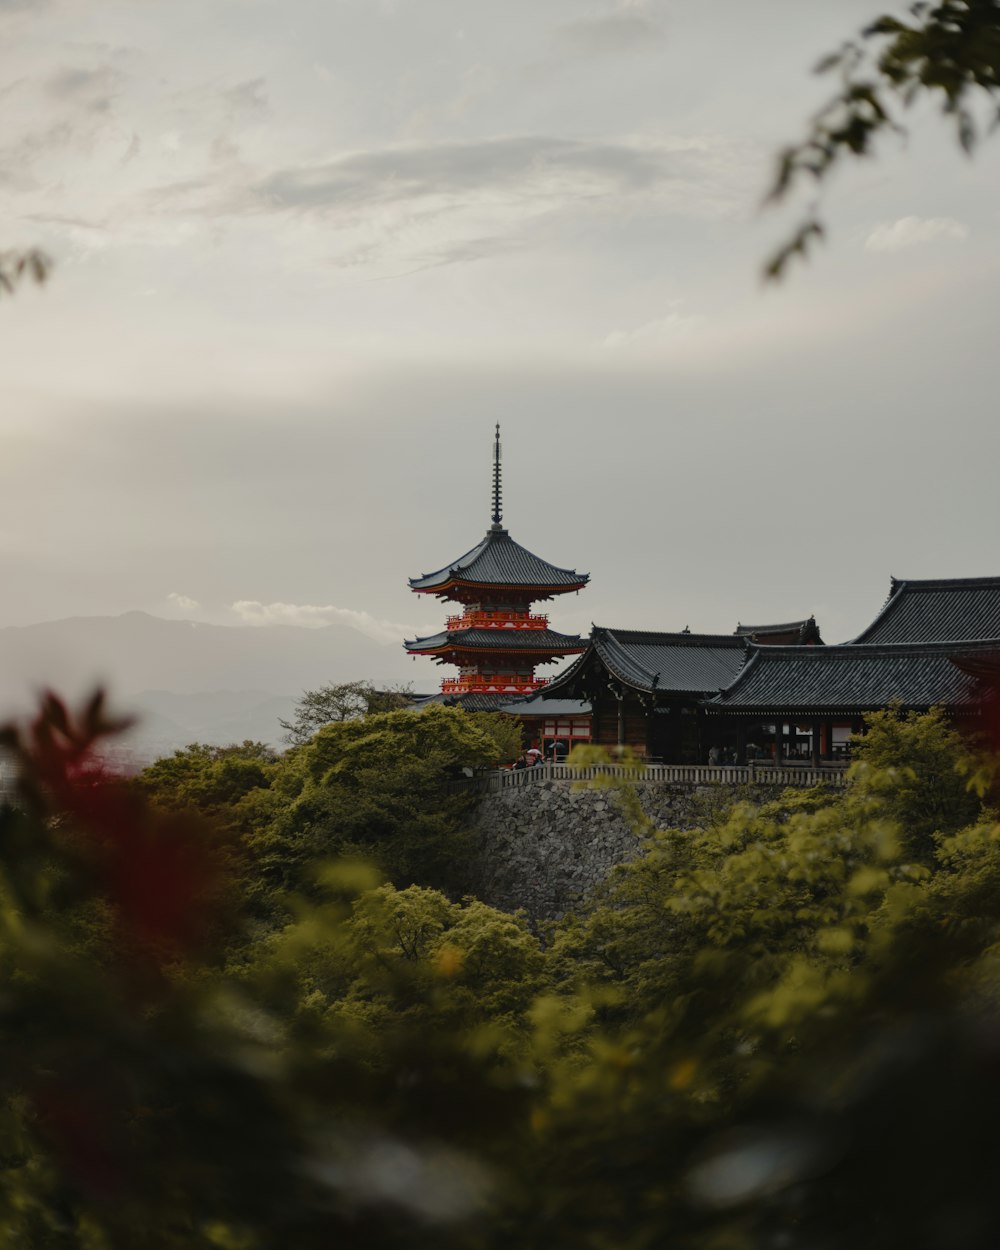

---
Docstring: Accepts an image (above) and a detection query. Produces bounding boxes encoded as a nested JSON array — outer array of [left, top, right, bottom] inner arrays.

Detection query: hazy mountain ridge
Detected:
[[0, 612, 419, 760]]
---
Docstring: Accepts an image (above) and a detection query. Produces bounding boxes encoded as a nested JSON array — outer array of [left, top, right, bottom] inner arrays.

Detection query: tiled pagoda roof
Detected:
[[408, 525, 588, 596], [706, 639, 1000, 716], [404, 627, 585, 656], [851, 576, 1000, 645]]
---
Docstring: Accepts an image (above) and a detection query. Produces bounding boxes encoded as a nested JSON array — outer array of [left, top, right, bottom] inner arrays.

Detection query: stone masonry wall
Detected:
[[469, 779, 755, 920]]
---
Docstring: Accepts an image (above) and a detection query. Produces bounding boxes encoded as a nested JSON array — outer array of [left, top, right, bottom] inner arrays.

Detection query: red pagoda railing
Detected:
[[441, 676, 549, 695], [445, 610, 549, 632]]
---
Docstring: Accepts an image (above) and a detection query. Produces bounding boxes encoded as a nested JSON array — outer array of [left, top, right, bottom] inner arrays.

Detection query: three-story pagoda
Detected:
[[405, 427, 589, 706]]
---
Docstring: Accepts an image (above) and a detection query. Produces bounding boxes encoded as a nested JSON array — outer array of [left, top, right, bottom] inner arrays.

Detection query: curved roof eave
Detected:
[[408, 526, 589, 594]]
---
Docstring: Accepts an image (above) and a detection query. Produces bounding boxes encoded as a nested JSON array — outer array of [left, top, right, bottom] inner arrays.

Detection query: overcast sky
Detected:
[[2, 0, 999, 690]]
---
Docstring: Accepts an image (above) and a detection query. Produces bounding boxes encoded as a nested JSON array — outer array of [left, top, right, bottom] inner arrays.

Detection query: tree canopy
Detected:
[[280, 681, 413, 746], [768, 0, 1000, 276], [1, 689, 1000, 1247]]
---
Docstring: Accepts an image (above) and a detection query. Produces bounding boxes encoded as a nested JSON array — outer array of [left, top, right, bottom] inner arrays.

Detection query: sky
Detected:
[[2, 0, 999, 692]]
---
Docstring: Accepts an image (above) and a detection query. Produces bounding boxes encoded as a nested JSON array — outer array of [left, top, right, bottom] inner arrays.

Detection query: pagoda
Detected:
[[404, 426, 589, 705]]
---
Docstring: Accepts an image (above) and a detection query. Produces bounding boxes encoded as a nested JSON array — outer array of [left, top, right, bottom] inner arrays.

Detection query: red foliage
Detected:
[[0, 691, 219, 960]]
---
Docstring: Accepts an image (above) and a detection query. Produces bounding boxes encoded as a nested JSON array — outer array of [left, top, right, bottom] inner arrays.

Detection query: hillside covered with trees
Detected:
[[0, 692, 999, 1248]]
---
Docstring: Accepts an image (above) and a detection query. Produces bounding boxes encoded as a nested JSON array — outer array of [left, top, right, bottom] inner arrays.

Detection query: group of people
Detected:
[[707, 745, 738, 766], [509, 740, 569, 771]]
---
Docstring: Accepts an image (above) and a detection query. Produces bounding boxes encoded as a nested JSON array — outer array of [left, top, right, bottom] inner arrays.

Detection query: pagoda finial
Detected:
[[491, 422, 503, 527]]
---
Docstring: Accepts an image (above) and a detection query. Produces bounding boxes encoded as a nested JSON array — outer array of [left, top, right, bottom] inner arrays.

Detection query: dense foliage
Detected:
[[279, 681, 413, 747], [2, 694, 1000, 1248], [769, 0, 1000, 276]]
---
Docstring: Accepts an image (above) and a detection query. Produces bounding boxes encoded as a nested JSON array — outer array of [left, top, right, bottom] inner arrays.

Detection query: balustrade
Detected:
[[475, 761, 848, 793], [446, 610, 549, 631], [441, 675, 549, 695]]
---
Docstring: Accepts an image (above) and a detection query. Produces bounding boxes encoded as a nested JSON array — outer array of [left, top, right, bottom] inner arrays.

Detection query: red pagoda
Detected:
[[405, 426, 589, 707]]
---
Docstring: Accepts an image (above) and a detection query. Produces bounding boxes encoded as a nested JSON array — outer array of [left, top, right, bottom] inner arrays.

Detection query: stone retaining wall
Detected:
[[469, 778, 762, 920]]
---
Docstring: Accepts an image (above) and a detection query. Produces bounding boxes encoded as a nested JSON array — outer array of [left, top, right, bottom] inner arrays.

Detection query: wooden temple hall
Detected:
[[405, 431, 1000, 762], [545, 579, 1000, 764]]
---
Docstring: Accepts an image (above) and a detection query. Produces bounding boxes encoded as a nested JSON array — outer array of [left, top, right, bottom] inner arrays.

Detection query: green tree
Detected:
[[135, 740, 278, 821], [768, 0, 1000, 276], [248, 704, 520, 903], [848, 704, 984, 857], [0, 695, 540, 1250], [280, 681, 413, 746]]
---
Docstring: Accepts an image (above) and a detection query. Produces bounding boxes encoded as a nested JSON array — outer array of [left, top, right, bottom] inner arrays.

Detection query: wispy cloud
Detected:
[[216, 135, 677, 217], [602, 306, 708, 352], [222, 76, 268, 116], [45, 64, 123, 113], [166, 591, 200, 613], [230, 600, 432, 644], [3, 117, 750, 278], [553, 13, 662, 58], [138, 132, 746, 272], [865, 215, 969, 253]]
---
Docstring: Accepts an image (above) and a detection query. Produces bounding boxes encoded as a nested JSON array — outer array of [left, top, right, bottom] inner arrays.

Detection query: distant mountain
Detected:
[[0, 612, 418, 760], [119, 690, 300, 758]]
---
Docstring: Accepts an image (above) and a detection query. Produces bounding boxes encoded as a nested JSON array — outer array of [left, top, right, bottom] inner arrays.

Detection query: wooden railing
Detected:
[[446, 610, 549, 631], [441, 676, 549, 695], [476, 761, 849, 794]]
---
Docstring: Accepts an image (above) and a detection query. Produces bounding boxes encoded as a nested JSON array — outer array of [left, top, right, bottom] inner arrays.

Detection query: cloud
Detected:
[[222, 76, 268, 116], [230, 600, 430, 644], [45, 64, 123, 113], [139, 132, 739, 273], [553, 13, 662, 57], [602, 307, 708, 352], [232, 135, 673, 215], [864, 215, 969, 253], [166, 592, 200, 613]]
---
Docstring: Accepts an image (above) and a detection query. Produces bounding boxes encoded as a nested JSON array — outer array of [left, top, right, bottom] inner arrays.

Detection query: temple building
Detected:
[[541, 628, 749, 761], [542, 577, 1000, 762], [405, 427, 590, 734], [849, 576, 1000, 644], [704, 638, 994, 763], [402, 433, 1000, 763]]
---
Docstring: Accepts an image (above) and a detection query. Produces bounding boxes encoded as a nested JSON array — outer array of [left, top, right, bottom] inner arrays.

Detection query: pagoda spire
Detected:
[[491, 422, 502, 528]]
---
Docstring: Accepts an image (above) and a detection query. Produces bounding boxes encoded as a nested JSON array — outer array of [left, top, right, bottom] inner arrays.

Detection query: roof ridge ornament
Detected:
[[491, 422, 503, 529]]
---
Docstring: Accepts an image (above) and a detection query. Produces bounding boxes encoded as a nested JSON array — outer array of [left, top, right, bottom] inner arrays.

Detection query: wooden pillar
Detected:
[[774, 721, 783, 764], [617, 693, 625, 749], [736, 724, 746, 765], [811, 718, 821, 767]]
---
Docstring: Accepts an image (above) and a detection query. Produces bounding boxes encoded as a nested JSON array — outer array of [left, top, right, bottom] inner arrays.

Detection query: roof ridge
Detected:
[[594, 625, 745, 645], [735, 617, 814, 633], [891, 575, 1000, 590], [747, 637, 1000, 658]]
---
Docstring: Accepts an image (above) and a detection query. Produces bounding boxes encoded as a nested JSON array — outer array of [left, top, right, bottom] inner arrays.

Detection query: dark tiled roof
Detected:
[[409, 525, 588, 595], [511, 696, 591, 717], [548, 627, 749, 697], [851, 576, 1000, 645], [736, 619, 809, 635], [706, 639, 1000, 715], [735, 616, 823, 645], [410, 691, 541, 713], [404, 627, 584, 655]]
